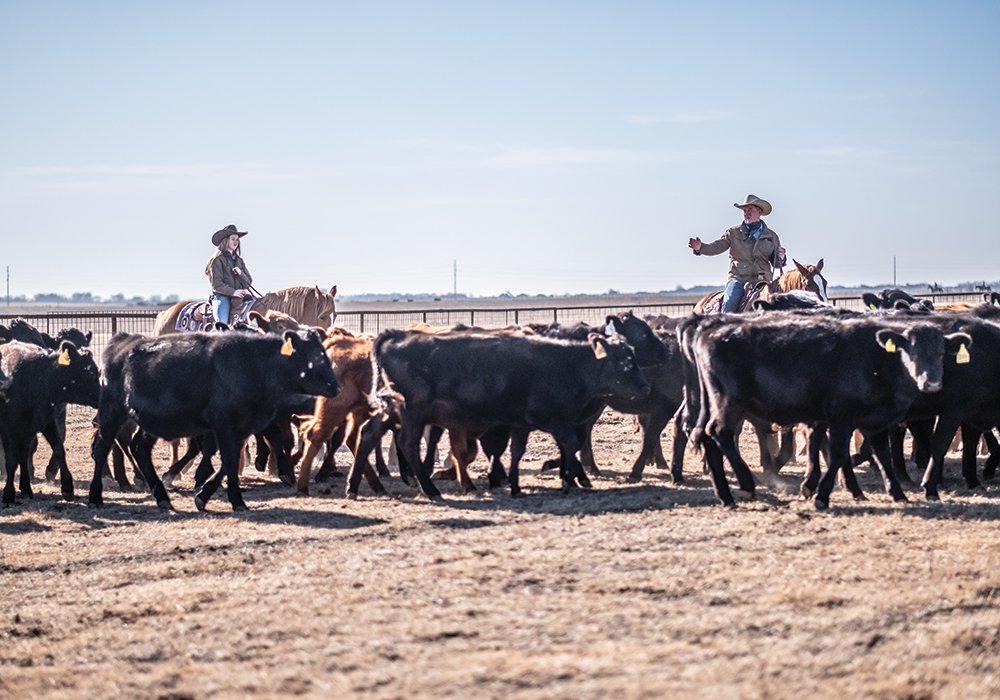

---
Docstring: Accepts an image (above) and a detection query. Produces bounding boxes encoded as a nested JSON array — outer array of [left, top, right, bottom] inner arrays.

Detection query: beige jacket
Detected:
[[695, 223, 784, 283]]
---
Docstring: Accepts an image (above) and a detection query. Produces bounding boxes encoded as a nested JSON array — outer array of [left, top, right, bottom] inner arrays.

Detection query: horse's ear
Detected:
[[314, 285, 321, 294], [793, 259, 809, 276], [815, 259, 824, 273], [329, 285, 337, 297]]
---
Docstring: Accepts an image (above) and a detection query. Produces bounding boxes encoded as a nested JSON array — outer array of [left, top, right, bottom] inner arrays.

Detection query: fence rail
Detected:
[[1, 291, 989, 363]]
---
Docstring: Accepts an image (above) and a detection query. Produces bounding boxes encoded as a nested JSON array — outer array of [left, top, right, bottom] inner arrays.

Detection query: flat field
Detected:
[[1, 406, 999, 699]]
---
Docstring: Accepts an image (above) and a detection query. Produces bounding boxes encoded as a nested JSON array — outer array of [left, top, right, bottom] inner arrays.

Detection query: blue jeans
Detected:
[[722, 280, 744, 313], [211, 294, 231, 325]]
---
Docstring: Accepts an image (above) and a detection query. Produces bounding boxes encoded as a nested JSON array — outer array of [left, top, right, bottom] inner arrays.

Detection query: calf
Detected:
[[0, 341, 100, 505], [89, 329, 340, 511], [374, 329, 650, 498], [687, 312, 968, 508]]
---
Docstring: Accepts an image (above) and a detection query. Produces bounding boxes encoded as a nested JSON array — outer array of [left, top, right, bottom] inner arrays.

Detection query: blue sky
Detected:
[[2, 1, 998, 299]]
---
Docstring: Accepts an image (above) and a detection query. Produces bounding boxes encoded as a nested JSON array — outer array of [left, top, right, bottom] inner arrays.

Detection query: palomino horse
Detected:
[[152, 285, 338, 336], [694, 259, 827, 314]]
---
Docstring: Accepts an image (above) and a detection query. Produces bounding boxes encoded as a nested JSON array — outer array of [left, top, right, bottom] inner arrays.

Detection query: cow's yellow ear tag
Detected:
[[281, 337, 295, 356], [58, 348, 72, 366], [869, 303, 878, 311], [593, 342, 607, 359], [883, 338, 897, 353], [956, 343, 970, 364]]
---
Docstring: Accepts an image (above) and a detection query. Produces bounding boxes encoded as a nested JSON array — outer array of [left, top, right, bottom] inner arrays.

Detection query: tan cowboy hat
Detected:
[[734, 194, 772, 216], [211, 224, 248, 246]]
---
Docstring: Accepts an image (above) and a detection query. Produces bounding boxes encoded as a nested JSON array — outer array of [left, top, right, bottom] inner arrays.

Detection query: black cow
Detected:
[[686, 312, 969, 509], [0, 341, 100, 505], [89, 329, 340, 511], [371, 329, 650, 498]]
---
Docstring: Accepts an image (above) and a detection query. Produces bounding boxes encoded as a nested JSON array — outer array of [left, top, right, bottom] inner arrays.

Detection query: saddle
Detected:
[[174, 299, 256, 333], [700, 281, 772, 315]]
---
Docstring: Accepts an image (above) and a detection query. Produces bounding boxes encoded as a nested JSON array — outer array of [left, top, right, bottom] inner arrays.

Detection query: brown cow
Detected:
[[295, 328, 379, 495]]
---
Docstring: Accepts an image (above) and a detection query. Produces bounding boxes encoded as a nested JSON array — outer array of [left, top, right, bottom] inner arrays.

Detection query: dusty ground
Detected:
[[1, 406, 999, 699]]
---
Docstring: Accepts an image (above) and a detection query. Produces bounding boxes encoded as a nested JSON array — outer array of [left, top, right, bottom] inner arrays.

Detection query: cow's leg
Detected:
[[669, 406, 687, 484], [129, 430, 172, 510], [2, 432, 20, 506], [89, 401, 128, 508], [507, 428, 529, 497], [864, 429, 908, 502], [44, 404, 68, 482], [193, 437, 217, 489], [296, 437, 324, 496], [753, 423, 779, 474], [801, 424, 825, 498], [711, 428, 755, 498], [921, 416, 963, 501], [702, 438, 736, 508], [316, 424, 348, 482], [984, 428, 1000, 480], [549, 428, 592, 492], [261, 423, 294, 486], [481, 426, 510, 489], [41, 420, 74, 501], [888, 424, 912, 484], [629, 409, 671, 483], [579, 420, 601, 477], [771, 425, 796, 471], [162, 438, 201, 490], [909, 419, 934, 482], [346, 415, 390, 499], [399, 416, 441, 500], [815, 424, 852, 510], [959, 424, 983, 490], [253, 433, 269, 472], [196, 431, 247, 512]]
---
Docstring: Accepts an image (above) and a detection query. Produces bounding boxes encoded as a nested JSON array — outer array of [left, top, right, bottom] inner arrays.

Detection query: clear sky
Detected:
[[2, 1, 998, 299]]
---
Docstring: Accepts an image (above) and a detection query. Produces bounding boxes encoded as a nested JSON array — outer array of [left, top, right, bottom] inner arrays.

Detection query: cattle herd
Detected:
[[2, 288, 1000, 514]]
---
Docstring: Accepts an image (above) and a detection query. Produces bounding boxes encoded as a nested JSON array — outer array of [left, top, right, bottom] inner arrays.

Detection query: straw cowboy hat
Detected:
[[734, 194, 772, 217], [211, 224, 248, 246]]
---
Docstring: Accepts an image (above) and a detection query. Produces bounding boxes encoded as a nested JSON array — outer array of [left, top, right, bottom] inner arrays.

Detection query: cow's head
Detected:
[[606, 311, 670, 367], [52, 340, 101, 408], [875, 324, 972, 393], [279, 329, 341, 398], [589, 333, 651, 401]]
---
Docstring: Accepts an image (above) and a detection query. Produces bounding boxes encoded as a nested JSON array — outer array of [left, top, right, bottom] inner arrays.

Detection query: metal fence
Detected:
[[1, 291, 988, 363]]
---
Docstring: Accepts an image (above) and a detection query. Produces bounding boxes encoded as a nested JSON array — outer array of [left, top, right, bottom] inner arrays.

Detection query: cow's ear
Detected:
[[753, 299, 774, 311], [861, 292, 881, 311], [875, 329, 907, 354], [588, 333, 608, 360], [57, 340, 78, 366], [281, 331, 298, 356], [249, 311, 269, 332], [945, 332, 973, 364], [85, 330, 93, 344]]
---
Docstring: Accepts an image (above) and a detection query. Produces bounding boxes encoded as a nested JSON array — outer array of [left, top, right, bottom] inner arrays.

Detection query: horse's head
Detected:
[[791, 259, 828, 302], [313, 285, 337, 327]]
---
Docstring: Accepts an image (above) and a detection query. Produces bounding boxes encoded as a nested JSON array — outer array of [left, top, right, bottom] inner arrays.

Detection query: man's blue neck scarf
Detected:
[[742, 220, 765, 241]]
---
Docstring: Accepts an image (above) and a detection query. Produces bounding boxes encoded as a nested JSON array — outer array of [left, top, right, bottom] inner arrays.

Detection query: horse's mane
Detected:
[[258, 286, 334, 325]]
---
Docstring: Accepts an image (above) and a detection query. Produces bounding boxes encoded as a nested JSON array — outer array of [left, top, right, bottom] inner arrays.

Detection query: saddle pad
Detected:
[[175, 301, 213, 332]]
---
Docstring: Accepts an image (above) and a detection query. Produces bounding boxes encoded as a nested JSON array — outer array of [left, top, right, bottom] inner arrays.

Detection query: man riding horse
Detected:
[[689, 194, 787, 313]]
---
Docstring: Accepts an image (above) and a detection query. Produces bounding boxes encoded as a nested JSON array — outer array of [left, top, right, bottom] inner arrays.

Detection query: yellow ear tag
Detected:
[[58, 348, 72, 366], [280, 337, 295, 356], [883, 338, 897, 353], [956, 343, 970, 364], [869, 303, 878, 311], [593, 342, 607, 359]]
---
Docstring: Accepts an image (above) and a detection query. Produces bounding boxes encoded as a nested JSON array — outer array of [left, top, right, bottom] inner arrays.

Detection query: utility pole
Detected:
[[893, 256, 896, 287], [5, 266, 8, 306], [453, 259, 457, 297]]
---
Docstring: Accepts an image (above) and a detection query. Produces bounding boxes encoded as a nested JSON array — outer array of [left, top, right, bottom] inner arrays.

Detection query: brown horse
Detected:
[[694, 259, 827, 314], [152, 285, 338, 336]]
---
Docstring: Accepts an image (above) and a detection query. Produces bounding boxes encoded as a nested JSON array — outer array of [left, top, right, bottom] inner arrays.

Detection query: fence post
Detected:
[[111, 314, 118, 334], [471, 310, 475, 326]]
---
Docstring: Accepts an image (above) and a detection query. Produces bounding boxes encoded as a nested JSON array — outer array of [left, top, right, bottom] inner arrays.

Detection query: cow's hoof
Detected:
[[626, 474, 642, 484], [62, 491, 75, 502], [346, 491, 358, 501], [295, 488, 310, 498], [431, 467, 457, 481], [815, 498, 829, 511], [427, 493, 445, 503], [194, 496, 207, 512], [161, 475, 175, 491], [852, 493, 867, 502], [738, 489, 755, 501], [510, 489, 523, 498], [279, 474, 295, 487], [156, 499, 174, 511], [723, 501, 737, 510], [893, 493, 909, 503], [87, 501, 102, 509], [800, 485, 814, 499], [232, 504, 249, 512]]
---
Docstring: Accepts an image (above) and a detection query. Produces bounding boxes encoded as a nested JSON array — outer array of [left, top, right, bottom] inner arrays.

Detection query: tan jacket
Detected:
[[206, 250, 253, 298], [695, 223, 783, 283]]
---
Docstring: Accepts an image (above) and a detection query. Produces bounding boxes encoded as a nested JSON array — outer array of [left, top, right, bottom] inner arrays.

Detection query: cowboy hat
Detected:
[[734, 194, 772, 216], [211, 224, 248, 246]]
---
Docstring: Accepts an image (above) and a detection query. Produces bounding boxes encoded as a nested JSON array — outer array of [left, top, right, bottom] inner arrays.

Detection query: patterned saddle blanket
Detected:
[[174, 300, 255, 332]]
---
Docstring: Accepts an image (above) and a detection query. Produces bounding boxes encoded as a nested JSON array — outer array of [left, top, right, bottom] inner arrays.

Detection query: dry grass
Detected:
[[1, 407, 999, 699]]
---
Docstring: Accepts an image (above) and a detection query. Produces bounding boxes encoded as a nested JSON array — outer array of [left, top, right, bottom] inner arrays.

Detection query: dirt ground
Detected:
[[1, 406, 999, 699]]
